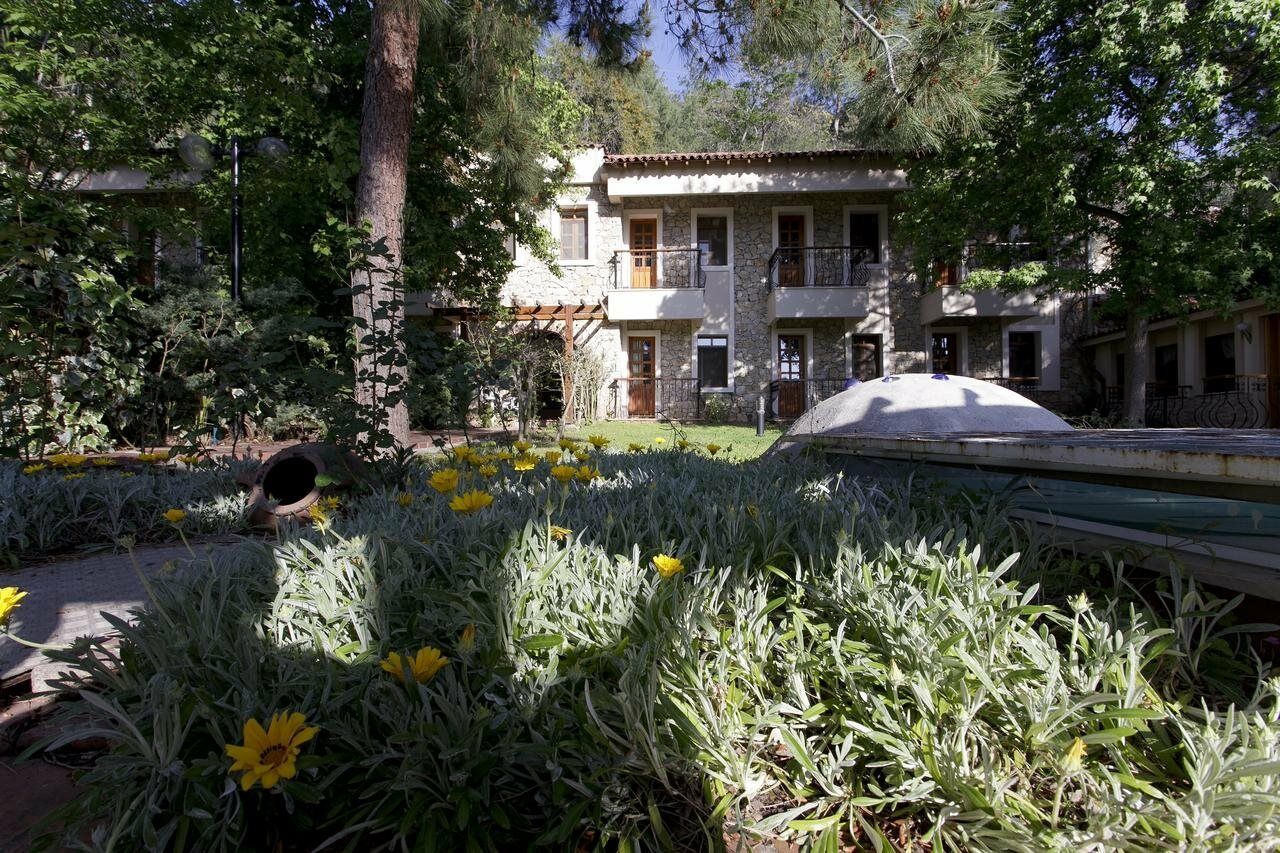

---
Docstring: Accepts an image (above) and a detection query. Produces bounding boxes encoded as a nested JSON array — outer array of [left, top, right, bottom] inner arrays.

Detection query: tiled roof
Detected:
[[602, 148, 901, 169]]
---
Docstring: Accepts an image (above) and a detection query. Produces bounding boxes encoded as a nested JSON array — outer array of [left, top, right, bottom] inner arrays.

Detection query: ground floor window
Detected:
[[851, 334, 882, 381], [931, 332, 960, 374], [1204, 332, 1236, 392], [1008, 331, 1039, 383], [696, 335, 729, 389]]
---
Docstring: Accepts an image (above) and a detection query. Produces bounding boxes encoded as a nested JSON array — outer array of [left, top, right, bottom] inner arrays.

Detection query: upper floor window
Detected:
[[695, 215, 728, 267], [558, 207, 588, 261], [849, 211, 881, 264]]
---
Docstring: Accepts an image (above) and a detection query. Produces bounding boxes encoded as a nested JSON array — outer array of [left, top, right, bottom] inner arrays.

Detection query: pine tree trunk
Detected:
[[352, 0, 419, 448], [1123, 310, 1149, 427]]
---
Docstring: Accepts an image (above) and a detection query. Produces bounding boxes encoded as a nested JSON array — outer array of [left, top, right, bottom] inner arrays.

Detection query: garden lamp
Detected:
[[179, 133, 289, 302]]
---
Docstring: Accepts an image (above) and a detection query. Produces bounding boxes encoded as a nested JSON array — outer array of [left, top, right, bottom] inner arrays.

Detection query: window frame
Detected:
[[842, 204, 889, 269], [691, 208, 733, 269], [695, 334, 731, 391], [928, 327, 967, 375], [555, 203, 593, 265], [1007, 330, 1041, 383]]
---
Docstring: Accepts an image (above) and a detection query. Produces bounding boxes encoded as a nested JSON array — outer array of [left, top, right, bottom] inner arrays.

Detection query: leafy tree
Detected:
[[677, 66, 834, 151], [898, 0, 1280, 423]]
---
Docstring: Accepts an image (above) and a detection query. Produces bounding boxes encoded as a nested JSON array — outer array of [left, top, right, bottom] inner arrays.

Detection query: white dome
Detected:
[[785, 374, 1073, 438]]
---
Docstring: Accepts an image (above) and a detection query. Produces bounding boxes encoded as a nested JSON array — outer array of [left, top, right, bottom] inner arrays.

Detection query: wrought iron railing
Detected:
[[988, 376, 1044, 401], [767, 377, 846, 419], [607, 377, 703, 420], [767, 246, 874, 289], [609, 248, 704, 289], [1103, 375, 1278, 428]]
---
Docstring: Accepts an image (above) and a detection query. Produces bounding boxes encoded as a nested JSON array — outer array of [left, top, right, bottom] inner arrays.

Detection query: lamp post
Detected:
[[179, 133, 288, 302]]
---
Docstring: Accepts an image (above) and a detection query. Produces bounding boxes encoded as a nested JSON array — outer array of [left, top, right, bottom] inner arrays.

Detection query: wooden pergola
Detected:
[[512, 302, 606, 424]]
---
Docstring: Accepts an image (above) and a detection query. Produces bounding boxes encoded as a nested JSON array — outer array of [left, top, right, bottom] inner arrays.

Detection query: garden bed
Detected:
[[15, 443, 1280, 850]]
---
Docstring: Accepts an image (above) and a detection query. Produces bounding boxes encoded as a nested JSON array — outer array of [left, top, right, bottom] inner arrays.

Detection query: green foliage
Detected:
[[34, 452, 1280, 850]]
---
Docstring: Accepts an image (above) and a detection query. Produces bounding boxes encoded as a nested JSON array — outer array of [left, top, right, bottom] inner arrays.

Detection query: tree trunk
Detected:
[[1123, 309, 1149, 427], [352, 0, 420, 449]]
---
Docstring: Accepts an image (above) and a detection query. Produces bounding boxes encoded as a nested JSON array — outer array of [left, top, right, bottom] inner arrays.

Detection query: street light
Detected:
[[179, 133, 288, 302]]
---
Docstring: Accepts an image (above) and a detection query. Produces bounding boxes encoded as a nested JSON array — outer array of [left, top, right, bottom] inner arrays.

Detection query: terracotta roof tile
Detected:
[[602, 148, 902, 169]]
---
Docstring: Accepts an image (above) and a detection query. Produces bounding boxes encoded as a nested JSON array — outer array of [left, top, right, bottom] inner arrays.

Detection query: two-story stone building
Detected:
[[422, 147, 1076, 423]]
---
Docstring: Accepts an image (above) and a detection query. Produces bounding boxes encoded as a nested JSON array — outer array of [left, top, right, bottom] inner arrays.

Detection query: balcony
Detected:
[[766, 247, 877, 321], [605, 248, 705, 321], [607, 377, 703, 420], [920, 286, 1042, 325]]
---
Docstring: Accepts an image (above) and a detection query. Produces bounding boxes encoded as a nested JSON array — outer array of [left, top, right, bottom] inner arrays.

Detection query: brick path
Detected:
[[1, 541, 241, 691]]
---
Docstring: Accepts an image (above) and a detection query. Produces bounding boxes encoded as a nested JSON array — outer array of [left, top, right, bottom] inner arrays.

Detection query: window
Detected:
[[695, 215, 729, 267], [931, 332, 960, 374], [849, 211, 881, 264], [933, 261, 959, 288], [558, 207, 588, 261], [1008, 331, 1039, 382], [1204, 333, 1236, 392], [697, 335, 729, 389], [851, 335, 882, 381], [1153, 343, 1178, 395]]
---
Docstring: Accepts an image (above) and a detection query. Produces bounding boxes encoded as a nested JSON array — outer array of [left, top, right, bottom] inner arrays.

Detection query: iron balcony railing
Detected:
[[1103, 375, 1279, 428], [767, 377, 847, 419], [767, 246, 875, 289], [607, 377, 704, 421], [609, 248, 705, 290]]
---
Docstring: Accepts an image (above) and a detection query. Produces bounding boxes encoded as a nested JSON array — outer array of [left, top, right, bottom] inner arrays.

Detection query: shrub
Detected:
[[33, 451, 1280, 850]]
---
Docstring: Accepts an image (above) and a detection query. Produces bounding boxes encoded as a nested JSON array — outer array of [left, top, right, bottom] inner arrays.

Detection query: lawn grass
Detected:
[[559, 420, 785, 460]]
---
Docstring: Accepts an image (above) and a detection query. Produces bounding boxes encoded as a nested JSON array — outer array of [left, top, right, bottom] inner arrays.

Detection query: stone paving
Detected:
[[1, 540, 242, 691]]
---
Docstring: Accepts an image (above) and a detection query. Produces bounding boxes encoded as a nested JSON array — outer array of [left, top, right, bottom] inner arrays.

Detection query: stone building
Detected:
[[421, 147, 1079, 423]]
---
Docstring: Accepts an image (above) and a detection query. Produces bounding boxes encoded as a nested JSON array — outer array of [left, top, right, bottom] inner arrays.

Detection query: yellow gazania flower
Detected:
[[136, 451, 168, 464], [92, 457, 117, 467], [429, 468, 461, 494], [493, 450, 512, 462], [706, 443, 722, 456], [549, 525, 572, 541], [48, 452, 88, 468], [544, 450, 563, 464], [573, 450, 592, 464], [513, 440, 533, 453], [458, 624, 476, 653], [478, 463, 499, 478], [550, 465, 576, 485], [1063, 737, 1087, 772], [451, 445, 474, 464], [178, 454, 201, 466], [652, 554, 684, 579], [470, 453, 491, 466], [163, 508, 187, 524], [513, 454, 538, 472], [225, 711, 318, 791], [307, 503, 330, 525], [0, 587, 28, 623], [676, 439, 691, 450], [559, 438, 581, 451], [587, 434, 610, 449], [653, 437, 665, 445], [627, 443, 644, 453], [745, 503, 760, 518], [22, 463, 46, 475], [319, 496, 341, 511], [396, 492, 415, 507], [574, 465, 600, 483], [449, 489, 493, 514], [63, 473, 86, 481], [380, 646, 450, 684]]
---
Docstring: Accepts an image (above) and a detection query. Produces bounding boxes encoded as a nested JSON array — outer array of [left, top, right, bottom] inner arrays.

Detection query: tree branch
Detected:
[[831, 0, 909, 95]]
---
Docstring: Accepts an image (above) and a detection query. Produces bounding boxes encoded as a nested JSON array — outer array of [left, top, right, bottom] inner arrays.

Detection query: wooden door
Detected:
[[777, 214, 805, 287], [628, 336, 656, 417], [629, 218, 657, 288], [932, 332, 959, 375], [777, 334, 806, 418], [1267, 314, 1280, 428]]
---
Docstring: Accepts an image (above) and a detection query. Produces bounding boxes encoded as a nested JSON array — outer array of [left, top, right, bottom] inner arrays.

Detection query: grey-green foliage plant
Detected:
[[33, 451, 1280, 851]]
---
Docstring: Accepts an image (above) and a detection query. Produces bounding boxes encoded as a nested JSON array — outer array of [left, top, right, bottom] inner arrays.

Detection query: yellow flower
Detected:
[[307, 503, 330, 525], [22, 463, 46, 475], [470, 453, 491, 466], [513, 440, 533, 453], [653, 437, 665, 445], [575, 465, 600, 483], [587, 434, 610, 449], [676, 439, 691, 450], [550, 465, 576, 485], [450, 489, 493, 514], [380, 646, 450, 684], [118, 471, 136, 478], [63, 473, 85, 481], [573, 450, 592, 464], [627, 443, 644, 453], [544, 449, 563, 464], [653, 554, 684, 579], [549, 525, 572, 541], [429, 468, 460, 494], [706, 443, 722, 456], [451, 446, 474, 464], [225, 711, 318, 791], [493, 450, 512, 462], [48, 452, 88, 468], [1063, 737, 1087, 772], [745, 503, 760, 518], [0, 587, 28, 623], [163, 508, 187, 524], [136, 451, 168, 464], [396, 492, 415, 507], [558, 437, 579, 450], [319, 496, 341, 511], [478, 463, 499, 478], [92, 457, 117, 467], [177, 454, 201, 466], [458, 624, 476, 653], [513, 454, 538, 472]]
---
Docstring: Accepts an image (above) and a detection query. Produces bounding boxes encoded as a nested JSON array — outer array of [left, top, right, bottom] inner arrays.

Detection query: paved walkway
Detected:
[[1, 541, 242, 691]]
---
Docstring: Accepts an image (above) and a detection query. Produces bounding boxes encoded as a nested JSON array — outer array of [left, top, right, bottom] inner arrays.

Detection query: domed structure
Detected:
[[784, 374, 1073, 438]]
